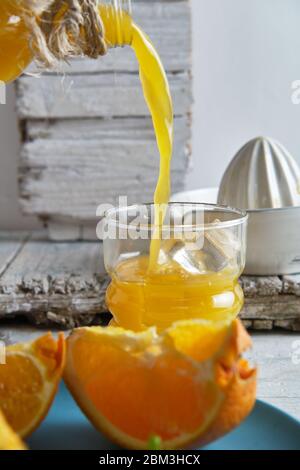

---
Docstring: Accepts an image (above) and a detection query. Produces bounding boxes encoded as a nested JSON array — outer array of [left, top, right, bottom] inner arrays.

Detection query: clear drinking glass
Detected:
[[102, 203, 248, 331]]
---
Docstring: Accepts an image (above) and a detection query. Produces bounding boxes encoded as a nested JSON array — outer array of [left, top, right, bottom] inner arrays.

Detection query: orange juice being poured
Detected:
[[99, 3, 174, 271], [100, 3, 248, 331]]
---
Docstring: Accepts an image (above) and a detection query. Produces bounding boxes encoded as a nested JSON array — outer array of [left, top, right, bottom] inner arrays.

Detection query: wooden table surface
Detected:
[[1, 323, 299, 421]]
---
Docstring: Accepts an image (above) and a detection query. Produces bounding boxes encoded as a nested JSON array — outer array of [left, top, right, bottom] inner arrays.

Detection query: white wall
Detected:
[[189, 0, 300, 188], [1, 0, 300, 229]]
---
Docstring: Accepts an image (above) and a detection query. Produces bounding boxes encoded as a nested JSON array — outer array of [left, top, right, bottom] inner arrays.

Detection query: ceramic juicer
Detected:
[[217, 137, 300, 275]]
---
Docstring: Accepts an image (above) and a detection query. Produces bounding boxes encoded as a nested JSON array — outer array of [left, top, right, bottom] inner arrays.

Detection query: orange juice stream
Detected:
[[100, 5, 173, 270], [103, 6, 243, 330]]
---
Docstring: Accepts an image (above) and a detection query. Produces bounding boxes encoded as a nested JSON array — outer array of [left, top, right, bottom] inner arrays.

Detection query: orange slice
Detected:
[[165, 318, 233, 362], [64, 326, 224, 450], [0, 333, 65, 438], [0, 409, 27, 450]]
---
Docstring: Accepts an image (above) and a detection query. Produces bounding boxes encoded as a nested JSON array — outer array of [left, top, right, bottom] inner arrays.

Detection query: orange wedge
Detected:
[[0, 409, 27, 450], [0, 333, 65, 438], [165, 318, 233, 362], [65, 320, 256, 449], [64, 326, 224, 450]]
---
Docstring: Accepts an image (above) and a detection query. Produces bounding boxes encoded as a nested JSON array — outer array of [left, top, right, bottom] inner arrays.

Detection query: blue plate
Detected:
[[28, 383, 300, 450]]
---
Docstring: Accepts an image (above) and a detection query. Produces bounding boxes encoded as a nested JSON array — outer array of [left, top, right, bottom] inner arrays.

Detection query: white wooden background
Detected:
[[16, 0, 192, 239]]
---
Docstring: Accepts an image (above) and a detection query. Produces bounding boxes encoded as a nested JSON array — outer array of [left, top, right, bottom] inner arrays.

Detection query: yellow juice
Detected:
[[100, 4, 173, 270], [106, 255, 243, 331], [0, 1, 32, 83]]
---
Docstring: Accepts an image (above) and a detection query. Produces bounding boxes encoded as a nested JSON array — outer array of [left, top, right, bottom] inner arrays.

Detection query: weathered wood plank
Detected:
[[282, 274, 300, 296], [15, 0, 192, 235], [0, 240, 105, 291], [241, 296, 300, 321], [252, 320, 273, 330], [240, 276, 283, 296], [1, 294, 300, 330], [0, 239, 109, 327], [1, 233, 298, 329], [25, 0, 191, 75], [274, 319, 300, 332], [16, 72, 191, 119], [250, 333, 300, 419], [19, 117, 190, 220], [250, 333, 300, 399], [0, 324, 47, 345], [0, 234, 28, 277], [25, 117, 189, 142], [47, 222, 82, 242], [0, 237, 300, 331]]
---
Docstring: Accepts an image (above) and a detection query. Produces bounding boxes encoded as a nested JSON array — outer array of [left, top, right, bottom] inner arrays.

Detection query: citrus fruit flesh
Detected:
[[0, 332, 65, 438], [64, 326, 224, 450], [64, 319, 256, 450], [0, 409, 27, 450]]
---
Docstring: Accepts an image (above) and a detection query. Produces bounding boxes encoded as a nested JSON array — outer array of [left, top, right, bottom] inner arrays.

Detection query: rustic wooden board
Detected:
[[19, 117, 190, 220], [282, 274, 300, 296], [16, 0, 192, 237], [0, 238, 25, 277], [0, 235, 300, 330], [0, 236, 108, 328], [16, 72, 191, 119], [250, 332, 300, 419]]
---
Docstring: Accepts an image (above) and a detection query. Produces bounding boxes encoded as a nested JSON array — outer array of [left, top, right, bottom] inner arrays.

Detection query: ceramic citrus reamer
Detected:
[[218, 136, 300, 210], [217, 137, 300, 275]]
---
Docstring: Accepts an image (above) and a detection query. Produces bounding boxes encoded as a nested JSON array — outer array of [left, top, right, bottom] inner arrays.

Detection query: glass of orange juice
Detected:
[[103, 203, 248, 331]]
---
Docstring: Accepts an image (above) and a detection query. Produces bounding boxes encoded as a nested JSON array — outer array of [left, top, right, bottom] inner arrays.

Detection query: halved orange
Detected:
[[0, 409, 27, 450], [65, 320, 256, 450], [0, 332, 65, 438], [64, 326, 225, 450]]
